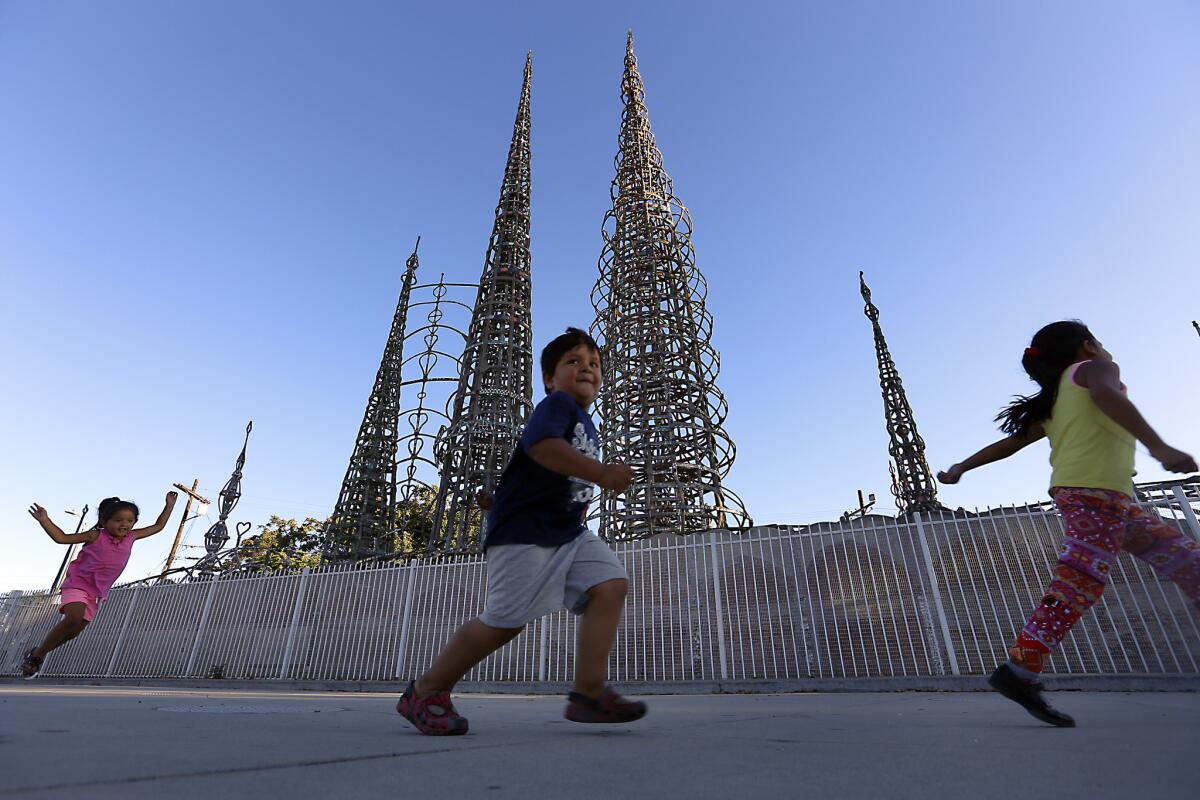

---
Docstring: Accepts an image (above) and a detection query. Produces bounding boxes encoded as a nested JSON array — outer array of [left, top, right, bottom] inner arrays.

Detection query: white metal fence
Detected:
[[3, 486, 1198, 684]]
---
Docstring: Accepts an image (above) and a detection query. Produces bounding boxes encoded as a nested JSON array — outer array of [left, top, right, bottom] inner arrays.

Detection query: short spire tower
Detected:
[[326, 240, 422, 559], [590, 32, 751, 539], [859, 271, 941, 514], [430, 53, 535, 552]]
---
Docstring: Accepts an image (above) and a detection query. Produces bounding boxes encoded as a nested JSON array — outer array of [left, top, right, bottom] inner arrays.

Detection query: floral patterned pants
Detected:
[[1009, 487, 1200, 674]]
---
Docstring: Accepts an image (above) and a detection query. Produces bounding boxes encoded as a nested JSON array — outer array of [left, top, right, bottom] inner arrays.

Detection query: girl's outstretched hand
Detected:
[[475, 491, 494, 511], [937, 465, 963, 485], [28, 503, 49, 523], [1151, 445, 1198, 474], [165, 490, 179, 505]]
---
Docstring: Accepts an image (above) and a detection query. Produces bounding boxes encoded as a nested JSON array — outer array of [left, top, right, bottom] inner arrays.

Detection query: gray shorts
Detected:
[[479, 531, 628, 629]]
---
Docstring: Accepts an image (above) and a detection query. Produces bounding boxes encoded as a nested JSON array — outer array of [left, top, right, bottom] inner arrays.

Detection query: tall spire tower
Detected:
[[430, 53, 535, 552], [590, 32, 751, 539], [859, 272, 940, 514], [326, 240, 422, 559]]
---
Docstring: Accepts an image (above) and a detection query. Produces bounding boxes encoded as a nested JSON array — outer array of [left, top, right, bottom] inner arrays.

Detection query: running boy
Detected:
[[397, 328, 646, 734]]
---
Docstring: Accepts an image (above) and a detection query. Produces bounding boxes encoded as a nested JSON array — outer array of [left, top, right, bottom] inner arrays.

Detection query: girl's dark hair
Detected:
[[540, 327, 602, 395], [97, 497, 140, 527], [996, 320, 1096, 435]]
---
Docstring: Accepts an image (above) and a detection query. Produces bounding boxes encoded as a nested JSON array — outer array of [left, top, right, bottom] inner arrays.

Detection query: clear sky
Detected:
[[2, 1, 1197, 590]]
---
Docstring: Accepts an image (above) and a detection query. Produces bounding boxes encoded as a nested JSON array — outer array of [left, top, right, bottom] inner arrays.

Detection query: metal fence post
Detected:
[[1171, 486, 1200, 542], [185, 574, 221, 676], [538, 618, 549, 682], [911, 513, 960, 675], [0, 590, 25, 665], [278, 567, 311, 679], [105, 586, 141, 677], [708, 530, 729, 681], [394, 562, 420, 679]]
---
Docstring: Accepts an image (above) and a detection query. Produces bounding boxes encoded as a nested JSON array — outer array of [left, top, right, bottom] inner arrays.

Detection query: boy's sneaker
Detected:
[[20, 649, 43, 680], [987, 664, 1075, 727], [396, 681, 469, 736], [565, 686, 647, 724]]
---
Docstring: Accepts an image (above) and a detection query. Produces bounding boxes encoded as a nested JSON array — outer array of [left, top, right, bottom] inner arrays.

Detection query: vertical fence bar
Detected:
[[105, 586, 141, 677], [278, 567, 311, 679], [912, 513, 960, 675], [538, 614, 549, 682], [0, 590, 24, 662], [185, 575, 221, 676], [1172, 486, 1200, 542], [707, 530, 728, 681], [394, 561, 419, 679]]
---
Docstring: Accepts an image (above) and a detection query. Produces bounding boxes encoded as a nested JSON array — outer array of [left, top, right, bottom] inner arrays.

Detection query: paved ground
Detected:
[[1, 685, 1197, 799]]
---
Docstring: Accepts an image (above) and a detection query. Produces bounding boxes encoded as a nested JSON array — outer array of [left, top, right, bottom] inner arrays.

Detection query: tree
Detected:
[[234, 516, 326, 572], [218, 482, 482, 573], [394, 483, 487, 556]]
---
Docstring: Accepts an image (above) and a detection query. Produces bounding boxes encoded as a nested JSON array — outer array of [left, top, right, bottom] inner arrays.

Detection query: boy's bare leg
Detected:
[[33, 604, 89, 658], [573, 578, 628, 699], [415, 618, 523, 697]]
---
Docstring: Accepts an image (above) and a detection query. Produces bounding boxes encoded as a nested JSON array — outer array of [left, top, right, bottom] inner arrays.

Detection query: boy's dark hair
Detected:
[[540, 327, 602, 394], [97, 497, 140, 527], [996, 320, 1096, 436]]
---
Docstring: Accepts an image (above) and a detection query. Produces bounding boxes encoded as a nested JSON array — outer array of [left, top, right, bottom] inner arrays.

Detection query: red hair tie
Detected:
[[1024, 346, 1041, 357]]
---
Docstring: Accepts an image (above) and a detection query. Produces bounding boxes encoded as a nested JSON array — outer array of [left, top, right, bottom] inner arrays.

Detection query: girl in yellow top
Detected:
[[940, 321, 1198, 727]]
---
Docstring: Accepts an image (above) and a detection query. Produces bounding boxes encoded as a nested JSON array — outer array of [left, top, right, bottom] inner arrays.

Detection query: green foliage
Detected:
[[235, 515, 326, 572], [391, 483, 482, 556], [393, 484, 438, 558], [228, 483, 482, 571]]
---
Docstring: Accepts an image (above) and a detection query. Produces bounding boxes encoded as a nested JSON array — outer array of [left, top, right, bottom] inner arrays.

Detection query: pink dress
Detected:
[[61, 529, 138, 600]]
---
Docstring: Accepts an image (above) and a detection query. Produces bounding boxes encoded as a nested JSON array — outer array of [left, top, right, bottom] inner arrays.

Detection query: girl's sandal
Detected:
[[20, 649, 43, 680]]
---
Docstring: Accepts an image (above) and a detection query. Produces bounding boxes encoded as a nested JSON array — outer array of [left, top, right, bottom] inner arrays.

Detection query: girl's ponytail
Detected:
[[995, 320, 1095, 435]]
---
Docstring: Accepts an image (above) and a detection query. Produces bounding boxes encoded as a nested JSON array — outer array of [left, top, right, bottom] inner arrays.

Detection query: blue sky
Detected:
[[2, 1, 1197, 590]]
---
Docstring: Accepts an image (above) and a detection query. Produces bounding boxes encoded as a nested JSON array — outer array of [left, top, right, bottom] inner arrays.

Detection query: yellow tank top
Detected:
[[1042, 362, 1136, 495]]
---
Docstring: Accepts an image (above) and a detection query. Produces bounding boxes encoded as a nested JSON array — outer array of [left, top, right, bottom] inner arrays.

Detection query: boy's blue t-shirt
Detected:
[[484, 390, 599, 549]]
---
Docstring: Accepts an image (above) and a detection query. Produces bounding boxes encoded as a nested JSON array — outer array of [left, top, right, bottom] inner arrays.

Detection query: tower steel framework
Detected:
[[195, 421, 253, 571], [859, 271, 941, 514], [590, 33, 751, 540], [430, 53, 535, 552], [325, 241, 422, 559]]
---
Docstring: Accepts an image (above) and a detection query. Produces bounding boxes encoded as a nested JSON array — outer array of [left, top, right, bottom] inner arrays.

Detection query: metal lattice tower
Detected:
[[430, 53, 535, 552], [194, 421, 253, 572], [859, 271, 941, 514], [326, 241, 422, 559], [590, 32, 751, 540]]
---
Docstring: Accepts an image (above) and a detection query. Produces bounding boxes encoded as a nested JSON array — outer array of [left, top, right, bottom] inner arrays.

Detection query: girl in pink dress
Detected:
[[22, 492, 178, 678]]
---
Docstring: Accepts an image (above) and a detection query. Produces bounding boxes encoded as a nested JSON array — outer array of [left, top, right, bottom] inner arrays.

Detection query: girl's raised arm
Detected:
[[28, 504, 97, 545], [133, 491, 179, 539], [938, 425, 1045, 485], [1082, 361, 1198, 473]]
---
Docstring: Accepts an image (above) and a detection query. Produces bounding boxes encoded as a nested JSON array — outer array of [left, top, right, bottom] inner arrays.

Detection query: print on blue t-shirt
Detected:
[[483, 391, 599, 549]]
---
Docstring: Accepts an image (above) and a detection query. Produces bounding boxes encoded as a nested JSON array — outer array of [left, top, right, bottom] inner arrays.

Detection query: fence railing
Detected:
[[2, 484, 1198, 684]]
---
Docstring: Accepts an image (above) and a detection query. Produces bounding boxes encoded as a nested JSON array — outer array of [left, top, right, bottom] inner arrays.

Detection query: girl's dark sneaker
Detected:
[[396, 681, 469, 736], [20, 649, 43, 680], [565, 687, 647, 723], [987, 664, 1075, 727]]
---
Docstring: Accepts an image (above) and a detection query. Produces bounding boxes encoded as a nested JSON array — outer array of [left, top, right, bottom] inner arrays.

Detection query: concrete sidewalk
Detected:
[[1, 685, 1196, 799]]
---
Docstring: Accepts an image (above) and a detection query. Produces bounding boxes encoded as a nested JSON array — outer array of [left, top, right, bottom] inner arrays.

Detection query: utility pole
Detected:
[[160, 480, 209, 579], [49, 504, 90, 594], [840, 490, 877, 522]]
